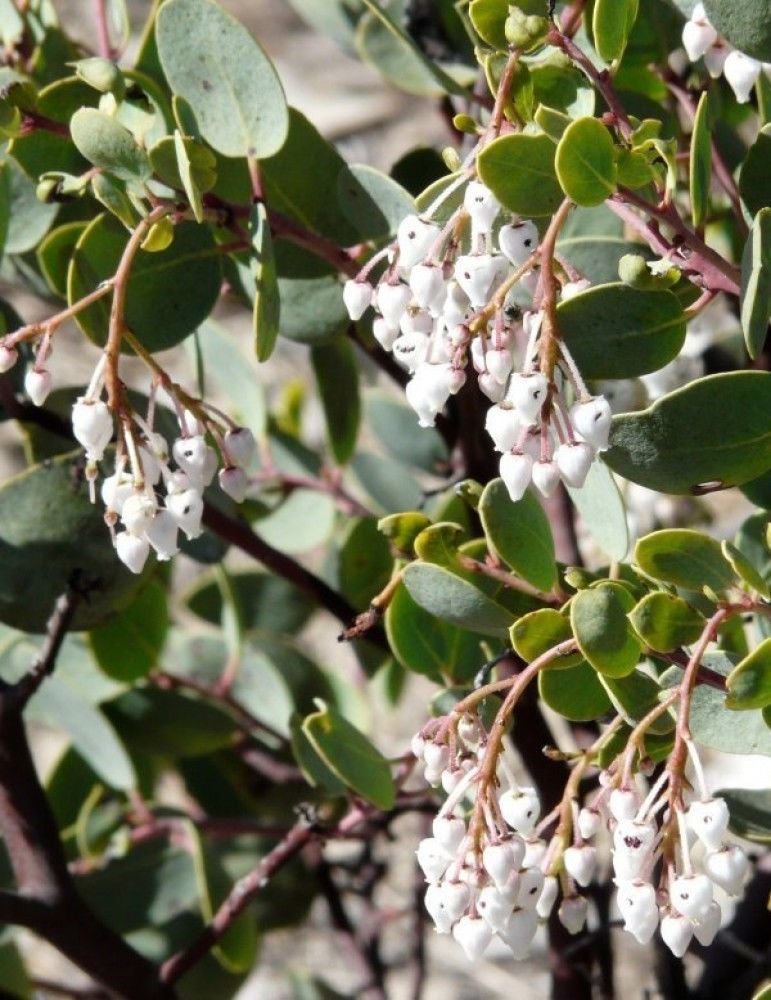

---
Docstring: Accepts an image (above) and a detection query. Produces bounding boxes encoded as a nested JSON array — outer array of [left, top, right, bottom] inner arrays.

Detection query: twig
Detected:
[[13, 589, 79, 707]]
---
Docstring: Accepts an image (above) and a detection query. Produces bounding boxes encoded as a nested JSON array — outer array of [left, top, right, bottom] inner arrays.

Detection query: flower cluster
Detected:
[[342, 178, 610, 502], [682, 3, 771, 103], [0, 343, 254, 575]]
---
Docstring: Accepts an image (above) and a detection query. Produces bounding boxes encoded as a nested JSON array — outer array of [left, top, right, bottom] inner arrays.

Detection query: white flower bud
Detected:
[[499, 787, 541, 835], [139, 446, 162, 487], [372, 317, 399, 351], [682, 17, 717, 62], [464, 180, 501, 234], [397, 215, 440, 271], [609, 788, 638, 822], [101, 472, 134, 515], [516, 867, 545, 910], [693, 900, 721, 947], [578, 807, 602, 841], [173, 435, 209, 476], [502, 906, 538, 958], [612, 819, 656, 881], [392, 330, 430, 373], [477, 884, 513, 933], [660, 911, 693, 957], [144, 510, 179, 561], [688, 798, 730, 852], [561, 279, 591, 300], [704, 845, 748, 896], [485, 403, 524, 453], [440, 767, 463, 793], [423, 742, 449, 774], [121, 492, 157, 535], [571, 396, 612, 451], [522, 838, 548, 869], [0, 343, 18, 373], [115, 531, 150, 574], [617, 879, 658, 942], [507, 372, 548, 420], [165, 488, 204, 539], [555, 442, 593, 489], [218, 465, 248, 503], [376, 281, 412, 327], [486, 348, 513, 384], [342, 279, 373, 321], [442, 281, 469, 327], [405, 362, 455, 426], [498, 220, 539, 265], [704, 40, 729, 77], [452, 914, 492, 961], [483, 838, 525, 888], [432, 815, 466, 855], [25, 368, 52, 406], [224, 427, 255, 467], [670, 873, 713, 921], [499, 451, 534, 502], [478, 371, 506, 402], [409, 263, 446, 314], [723, 50, 761, 103], [564, 844, 597, 888], [416, 837, 452, 883], [536, 875, 559, 919], [558, 895, 587, 935], [425, 879, 470, 933], [454, 254, 503, 307], [531, 459, 560, 498], [410, 733, 426, 760], [72, 398, 113, 460]]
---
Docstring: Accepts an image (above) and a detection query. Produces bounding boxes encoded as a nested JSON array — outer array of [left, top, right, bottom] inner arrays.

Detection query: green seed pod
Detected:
[[618, 253, 652, 287], [452, 113, 480, 136]]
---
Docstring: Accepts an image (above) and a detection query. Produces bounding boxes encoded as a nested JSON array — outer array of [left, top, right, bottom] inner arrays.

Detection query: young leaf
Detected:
[[740, 206, 771, 360], [634, 529, 735, 593], [469, 0, 509, 49], [570, 586, 642, 677], [156, 0, 289, 157], [555, 117, 618, 207], [606, 372, 771, 494], [556, 284, 686, 378], [478, 479, 557, 592], [311, 336, 360, 465], [628, 592, 706, 652], [592, 0, 639, 62], [250, 202, 280, 362], [725, 638, 771, 710], [302, 700, 396, 809], [477, 133, 563, 217], [402, 562, 512, 637], [70, 107, 151, 181], [510, 608, 582, 669], [689, 91, 712, 229], [565, 460, 629, 561]]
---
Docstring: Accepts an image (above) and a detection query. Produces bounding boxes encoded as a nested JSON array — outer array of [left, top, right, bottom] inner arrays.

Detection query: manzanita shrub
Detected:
[[0, 0, 769, 996]]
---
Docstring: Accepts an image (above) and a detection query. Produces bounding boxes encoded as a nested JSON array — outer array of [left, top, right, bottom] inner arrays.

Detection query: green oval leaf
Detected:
[[605, 372, 771, 494], [311, 336, 360, 465], [556, 284, 686, 379], [555, 117, 618, 207], [592, 0, 639, 62], [628, 592, 706, 652], [599, 669, 675, 734], [689, 91, 712, 230], [634, 529, 735, 593], [570, 586, 642, 677], [302, 699, 395, 809], [0, 452, 150, 632], [402, 562, 512, 637], [156, 0, 289, 157], [68, 213, 222, 352], [477, 133, 563, 217], [703, 0, 771, 62], [89, 580, 169, 683], [250, 202, 280, 362], [565, 460, 629, 562], [739, 125, 771, 216], [70, 107, 151, 181], [740, 206, 771, 360], [726, 638, 771, 710], [478, 479, 556, 592], [717, 787, 771, 843], [538, 660, 613, 721], [510, 608, 582, 669]]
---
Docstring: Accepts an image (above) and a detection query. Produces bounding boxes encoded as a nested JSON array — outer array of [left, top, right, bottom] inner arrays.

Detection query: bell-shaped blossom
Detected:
[[397, 215, 440, 270], [723, 49, 761, 102], [486, 403, 525, 453], [477, 884, 513, 933], [670, 873, 713, 921], [536, 875, 559, 919], [377, 281, 412, 327], [499, 786, 541, 834], [564, 844, 597, 888], [499, 452, 533, 502], [558, 895, 588, 935], [121, 492, 157, 535], [578, 807, 601, 841], [72, 398, 113, 460], [454, 253, 504, 307], [392, 330, 430, 373], [372, 317, 399, 352], [115, 531, 150, 574], [342, 279, 373, 320], [416, 837, 452, 883], [498, 220, 539, 265], [555, 441, 593, 489], [464, 180, 501, 234], [218, 465, 248, 503], [507, 372, 548, 420], [660, 911, 693, 957], [502, 906, 538, 958], [682, 4, 717, 61], [693, 900, 722, 946], [224, 427, 255, 467], [165, 487, 204, 540], [25, 368, 52, 406], [144, 510, 180, 561], [704, 845, 748, 896], [432, 815, 466, 855], [452, 914, 492, 961], [687, 798, 730, 852], [483, 837, 525, 888], [532, 459, 560, 498], [0, 344, 17, 373], [409, 263, 447, 313], [515, 867, 545, 910], [571, 396, 612, 450]]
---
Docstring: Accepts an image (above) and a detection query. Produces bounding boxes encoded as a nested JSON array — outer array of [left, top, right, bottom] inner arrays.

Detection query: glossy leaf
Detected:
[[510, 608, 582, 669], [36, 221, 88, 298], [606, 372, 771, 494], [377, 512, 432, 556], [600, 669, 675, 734], [592, 0, 639, 62], [478, 479, 557, 592], [722, 539, 769, 597], [184, 571, 315, 635], [555, 117, 617, 207], [739, 124, 771, 216], [311, 337, 360, 465], [469, 0, 508, 49], [89, 580, 169, 683], [0, 452, 150, 632], [156, 0, 289, 157], [402, 562, 512, 637], [250, 202, 281, 362], [336, 164, 414, 241], [302, 699, 395, 809], [740, 206, 771, 360], [352, 452, 424, 513], [703, 0, 771, 62], [386, 582, 483, 684], [635, 529, 735, 593], [717, 788, 771, 843], [290, 712, 347, 796], [477, 133, 563, 217], [538, 661, 613, 721], [556, 284, 686, 379], [725, 638, 771, 710], [566, 461, 629, 561], [689, 91, 711, 229], [570, 586, 641, 677], [337, 518, 393, 609], [274, 276, 348, 343], [69, 213, 221, 352], [366, 393, 448, 474], [628, 592, 705, 652], [254, 489, 336, 555], [3, 155, 57, 254], [70, 107, 151, 181]]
